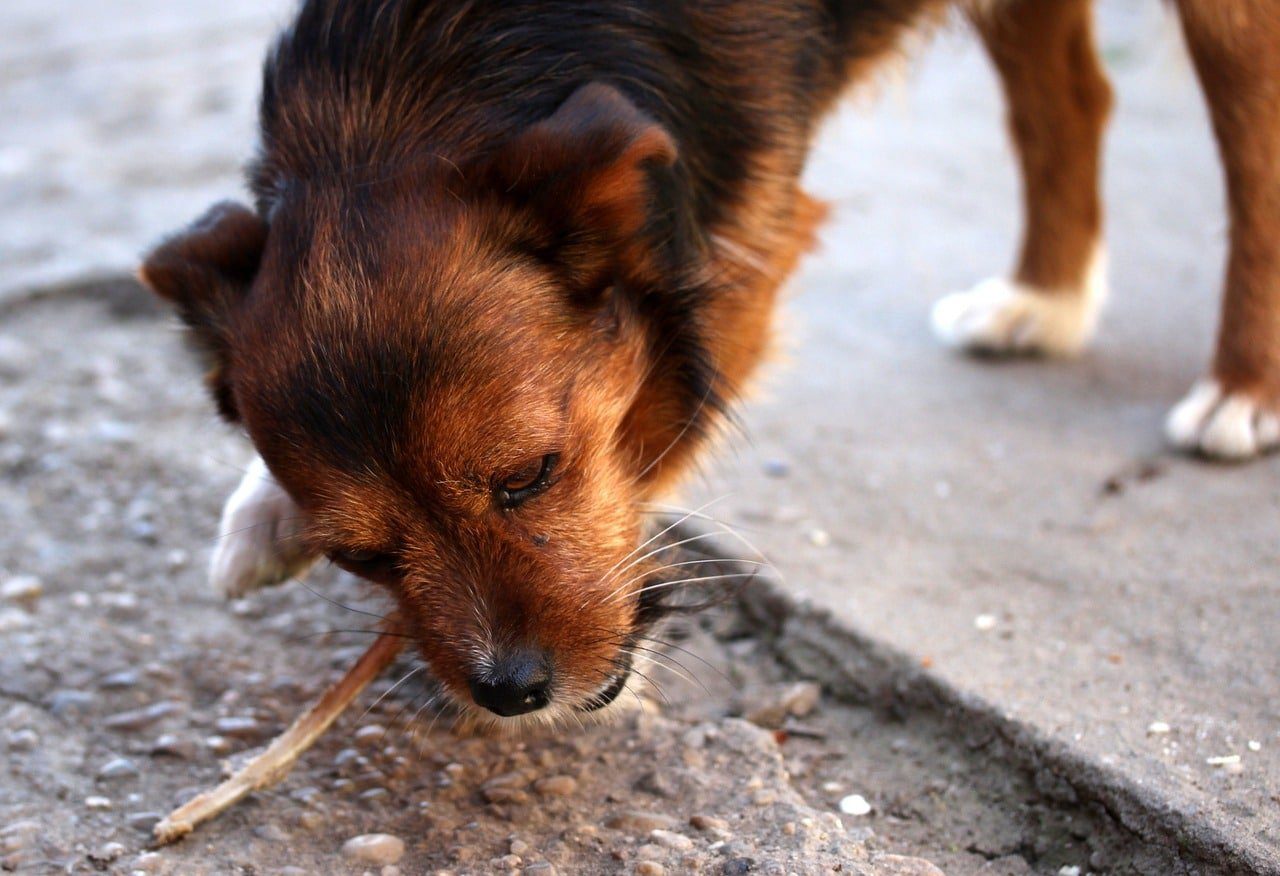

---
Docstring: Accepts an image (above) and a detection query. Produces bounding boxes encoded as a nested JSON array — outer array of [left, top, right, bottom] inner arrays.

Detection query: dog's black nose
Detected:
[[468, 651, 553, 717]]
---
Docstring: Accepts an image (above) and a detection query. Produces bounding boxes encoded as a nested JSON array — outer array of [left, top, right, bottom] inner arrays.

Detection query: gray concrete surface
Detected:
[[692, 4, 1280, 869], [1, 0, 286, 299], [3, 0, 1278, 872]]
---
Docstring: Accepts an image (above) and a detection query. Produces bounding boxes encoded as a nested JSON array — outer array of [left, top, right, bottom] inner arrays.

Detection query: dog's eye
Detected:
[[495, 453, 560, 509], [329, 549, 398, 580]]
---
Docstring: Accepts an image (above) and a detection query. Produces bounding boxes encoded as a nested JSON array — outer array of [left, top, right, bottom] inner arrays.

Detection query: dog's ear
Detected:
[[488, 83, 678, 292], [139, 201, 267, 421]]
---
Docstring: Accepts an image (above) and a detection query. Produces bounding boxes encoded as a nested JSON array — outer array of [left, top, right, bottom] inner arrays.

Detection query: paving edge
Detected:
[[673, 517, 1278, 876]]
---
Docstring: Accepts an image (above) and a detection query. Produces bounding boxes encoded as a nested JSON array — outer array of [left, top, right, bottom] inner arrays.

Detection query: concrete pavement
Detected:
[[692, 4, 1280, 870], [3, 0, 1277, 871]]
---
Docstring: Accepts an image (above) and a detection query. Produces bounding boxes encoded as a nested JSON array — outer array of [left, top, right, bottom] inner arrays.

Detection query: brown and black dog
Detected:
[[141, 0, 1280, 726]]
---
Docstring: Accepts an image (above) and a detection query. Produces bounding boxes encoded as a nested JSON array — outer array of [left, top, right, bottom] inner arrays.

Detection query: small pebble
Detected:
[[205, 736, 231, 754], [634, 840, 665, 860], [509, 839, 530, 856], [125, 812, 162, 833], [745, 681, 821, 728], [762, 458, 790, 478], [7, 729, 38, 752], [1057, 867, 1081, 876], [1, 575, 42, 606], [1248, 740, 1262, 752], [214, 716, 259, 738], [99, 670, 140, 690], [0, 608, 33, 632], [635, 862, 665, 876], [838, 794, 872, 816], [807, 529, 830, 547], [606, 811, 679, 833], [690, 815, 728, 832], [354, 724, 386, 744], [342, 833, 405, 865], [93, 842, 127, 863], [649, 830, 693, 851], [973, 614, 997, 632], [534, 775, 578, 797], [97, 757, 139, 780], [1206, 755, 1240, 766], [151, 733, 198, 760], [254, 823, 290, 843], [85, 796, 112, 810], [103, 701, 182, 732], [132, 852, 165, 873], [1147, 721, 1171, 735]]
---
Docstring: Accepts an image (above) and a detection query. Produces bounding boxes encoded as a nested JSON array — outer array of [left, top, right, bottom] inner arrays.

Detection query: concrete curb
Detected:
[[671, 516, 1278, 876]]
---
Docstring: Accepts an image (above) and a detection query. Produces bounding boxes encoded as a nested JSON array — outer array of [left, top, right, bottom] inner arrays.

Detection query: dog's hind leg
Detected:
[[932, 0, 1112, 357], [1164, 2, 1280, 459]]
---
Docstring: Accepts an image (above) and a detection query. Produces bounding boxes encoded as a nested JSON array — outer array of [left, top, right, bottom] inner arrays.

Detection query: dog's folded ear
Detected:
[[487, 82, 678, 292], [138, 202, 267, 421]]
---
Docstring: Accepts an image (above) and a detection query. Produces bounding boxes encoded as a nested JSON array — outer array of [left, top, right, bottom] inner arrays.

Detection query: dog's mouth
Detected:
[[579, 653, 633, 712]]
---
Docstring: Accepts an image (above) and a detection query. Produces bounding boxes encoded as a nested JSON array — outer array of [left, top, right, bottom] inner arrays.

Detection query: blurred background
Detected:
[[1, 2, 1276, 873]]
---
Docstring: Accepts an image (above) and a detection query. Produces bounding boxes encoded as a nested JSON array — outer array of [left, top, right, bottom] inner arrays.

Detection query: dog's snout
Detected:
[[468, 651, 553, 717]]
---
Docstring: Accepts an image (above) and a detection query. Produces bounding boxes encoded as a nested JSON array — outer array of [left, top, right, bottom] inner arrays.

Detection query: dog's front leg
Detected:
[[209, 455, 318, 598]]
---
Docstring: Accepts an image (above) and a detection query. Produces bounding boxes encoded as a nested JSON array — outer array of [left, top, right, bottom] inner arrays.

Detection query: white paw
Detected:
[[209, 456, 317, 598], [931, 276, 1103, 357], [932, 248, 1108, 357], [1165, 380, 1280, 460]]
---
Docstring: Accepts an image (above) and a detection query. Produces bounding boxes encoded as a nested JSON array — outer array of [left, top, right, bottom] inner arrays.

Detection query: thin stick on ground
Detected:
[[152, 630, 405, 846]]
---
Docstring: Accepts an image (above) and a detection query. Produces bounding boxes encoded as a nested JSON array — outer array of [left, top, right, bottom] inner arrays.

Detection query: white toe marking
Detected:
[[931, 247, 1107, 357], [209, 456, 317, 598], [1165, 379, 1280, 460]]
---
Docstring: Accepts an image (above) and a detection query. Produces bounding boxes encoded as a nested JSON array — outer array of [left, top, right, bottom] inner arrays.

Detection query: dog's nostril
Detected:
[[468, 651, 553, 717]]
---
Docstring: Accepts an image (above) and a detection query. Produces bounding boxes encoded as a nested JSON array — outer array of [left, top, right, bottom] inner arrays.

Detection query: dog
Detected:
[[140, 0, 1280, 726]]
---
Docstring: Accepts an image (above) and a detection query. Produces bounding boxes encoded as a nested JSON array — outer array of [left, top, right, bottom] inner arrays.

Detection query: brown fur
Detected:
[[141, 0, 1280, 723]]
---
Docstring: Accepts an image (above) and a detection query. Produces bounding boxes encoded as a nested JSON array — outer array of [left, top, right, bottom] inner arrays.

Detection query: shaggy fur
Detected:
[[142, 0, 1280, 725]]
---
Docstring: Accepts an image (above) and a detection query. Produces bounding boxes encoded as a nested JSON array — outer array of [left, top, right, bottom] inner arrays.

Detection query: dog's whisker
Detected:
[[600, 561, 766, 607], [283, 628, 416, 645], [208, 516, 309, 544], [596, 529, 734, 596], [639, 500, 770, 564], [638, 634, 729, 681], [296, 580, 393, 623], [596, 495, 729, 587], [356, 663, 427, 724], [610, 571, 759, 608], [626, 646, 703, 692]]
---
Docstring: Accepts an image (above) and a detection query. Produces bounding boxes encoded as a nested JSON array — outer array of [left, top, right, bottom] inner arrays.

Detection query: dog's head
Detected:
[[142, 85, 721, 726]]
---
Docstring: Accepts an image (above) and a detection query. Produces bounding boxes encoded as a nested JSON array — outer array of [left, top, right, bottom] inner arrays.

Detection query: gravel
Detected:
[[342, 833, 406, 865]]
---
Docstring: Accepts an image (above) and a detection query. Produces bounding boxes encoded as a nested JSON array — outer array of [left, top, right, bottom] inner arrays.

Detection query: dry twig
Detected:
[[152, 630, 404, 845]]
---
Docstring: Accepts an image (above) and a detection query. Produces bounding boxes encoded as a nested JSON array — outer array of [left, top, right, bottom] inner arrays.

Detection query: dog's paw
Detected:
[[931, 272, 1105, 357], [209, 456, 317, 598], [1165, 379, 1280, 460]]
